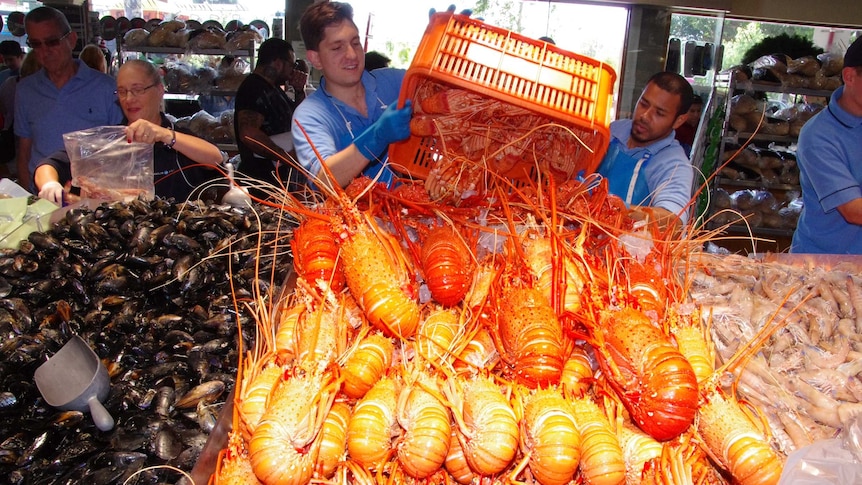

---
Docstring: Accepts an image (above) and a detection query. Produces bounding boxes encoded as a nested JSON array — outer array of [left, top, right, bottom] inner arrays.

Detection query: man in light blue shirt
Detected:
[[14, 6, 122, 196], [293, 1, 411, 191], [597, 71, 695, 227], [791, 37, 862, 254]]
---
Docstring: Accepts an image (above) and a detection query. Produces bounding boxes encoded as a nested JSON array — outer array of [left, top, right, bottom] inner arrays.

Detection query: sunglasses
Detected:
[[26, 31, 71, 49]]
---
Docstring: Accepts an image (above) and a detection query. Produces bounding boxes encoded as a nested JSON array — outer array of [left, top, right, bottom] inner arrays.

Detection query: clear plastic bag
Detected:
[[63, 126, 154, 202], [779, 415, 862, 484]]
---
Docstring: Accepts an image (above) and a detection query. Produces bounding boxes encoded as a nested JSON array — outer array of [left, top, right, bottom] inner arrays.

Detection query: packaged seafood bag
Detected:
[[63, 126, 155, 202], [779, 414, 862, 484]]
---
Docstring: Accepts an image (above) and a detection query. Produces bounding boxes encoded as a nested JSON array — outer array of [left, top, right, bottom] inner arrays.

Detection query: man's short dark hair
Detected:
[[300, 1, 355, 52], [0, 41, 23, 57], [364, 51, 390, 71], [844, 36, 862, 68], [257, 38, 293, 66], [24, 6, 71, 34], [647, 71, 695, 117]]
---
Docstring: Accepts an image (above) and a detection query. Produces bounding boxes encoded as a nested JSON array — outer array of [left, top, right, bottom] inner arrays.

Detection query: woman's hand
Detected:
[[38, 180, 64, 205], [125, 119, 172, 145]]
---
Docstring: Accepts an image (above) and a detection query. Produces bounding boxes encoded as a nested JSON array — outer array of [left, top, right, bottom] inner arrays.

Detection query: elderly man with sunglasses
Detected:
[[14, 6, 122, 199]]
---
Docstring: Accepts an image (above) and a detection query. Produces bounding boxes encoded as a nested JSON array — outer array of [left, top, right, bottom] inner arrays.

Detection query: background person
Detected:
[[596, 71, 695, 228], [292, 1, 412, 191], [79, 44, 107, 73], [15, 6, 122, 193], [364, 50, 391, 71], [0, 41, 24, 86], [674, 93, 703, 158], [791, 37, 862, 254], [199, 55, 238, 116], [0, 44, 27, 174], [233, 38, 308, 197], [36, 60, 224, 204], [93, 35, 112, 71]]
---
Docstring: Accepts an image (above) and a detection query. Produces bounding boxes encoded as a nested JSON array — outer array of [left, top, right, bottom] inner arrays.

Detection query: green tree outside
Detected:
[[670, 15, 820, 69]]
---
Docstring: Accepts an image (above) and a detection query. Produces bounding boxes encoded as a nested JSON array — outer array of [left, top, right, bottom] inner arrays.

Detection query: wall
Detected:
[[728, 0, 862, 29], [556, 0, 862, 28]]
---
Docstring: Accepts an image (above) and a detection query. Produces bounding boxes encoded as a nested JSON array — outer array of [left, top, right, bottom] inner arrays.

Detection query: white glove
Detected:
[[38, 181, 64, 205]]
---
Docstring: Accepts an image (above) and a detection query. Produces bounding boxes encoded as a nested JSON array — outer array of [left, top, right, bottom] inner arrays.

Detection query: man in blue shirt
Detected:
[[597, 71, 695, 228], [293, 1, 411, 191], [791, 37, 862, 254], [14, 6, 122, 197]]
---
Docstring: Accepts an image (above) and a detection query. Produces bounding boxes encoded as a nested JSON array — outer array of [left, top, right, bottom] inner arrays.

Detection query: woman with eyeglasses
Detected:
[[16, 6, 122, 193], [36, 59, 225, 204]]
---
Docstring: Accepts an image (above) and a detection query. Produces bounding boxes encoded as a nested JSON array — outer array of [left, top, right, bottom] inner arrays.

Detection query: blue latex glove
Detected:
[[353, 100, 413, 160], [429, 5, 473, 18]]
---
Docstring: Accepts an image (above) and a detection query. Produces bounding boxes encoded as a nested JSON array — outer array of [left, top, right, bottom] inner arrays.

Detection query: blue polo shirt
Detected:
[[791, 86, 862, 254], [292, 68, 405, 187], [606, 119, 694, 222], [14, 60, 123, 188]]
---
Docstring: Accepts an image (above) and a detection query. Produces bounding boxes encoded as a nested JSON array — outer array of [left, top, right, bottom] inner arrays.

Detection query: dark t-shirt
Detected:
[[233, 73, 302, 192], [149, 114, 219, 201], [674, 123, 696, 157]]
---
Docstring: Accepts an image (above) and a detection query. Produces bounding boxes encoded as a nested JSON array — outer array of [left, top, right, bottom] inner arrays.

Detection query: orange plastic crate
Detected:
[[388, 12, 617, 185]]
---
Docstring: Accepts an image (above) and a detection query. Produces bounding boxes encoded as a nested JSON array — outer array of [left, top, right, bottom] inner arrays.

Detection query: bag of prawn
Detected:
[[63, 126, 155, 202]]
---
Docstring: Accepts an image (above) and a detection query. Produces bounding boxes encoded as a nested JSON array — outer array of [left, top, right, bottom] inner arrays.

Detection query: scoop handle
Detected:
[[88, 395, 115, 432]]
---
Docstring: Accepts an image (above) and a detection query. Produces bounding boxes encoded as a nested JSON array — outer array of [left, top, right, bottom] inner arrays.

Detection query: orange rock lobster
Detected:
[[257, 132, 422, 341], [589, 305, 699, 442], [248, 367, 340, 485], [495, 284, 566, 389]]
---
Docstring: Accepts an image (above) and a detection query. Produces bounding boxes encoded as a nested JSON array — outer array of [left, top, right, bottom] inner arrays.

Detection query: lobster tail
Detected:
[[597, 306, 698, 442], [496, 286, 565, 388]]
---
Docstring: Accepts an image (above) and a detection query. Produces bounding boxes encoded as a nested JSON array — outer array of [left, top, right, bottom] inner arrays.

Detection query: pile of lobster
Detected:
[[211, 170, 788, 485], [407, 80, 606, 205]]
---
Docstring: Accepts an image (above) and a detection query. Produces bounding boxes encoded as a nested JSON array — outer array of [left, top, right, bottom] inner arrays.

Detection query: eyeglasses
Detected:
[[26, 31, 71, 49], [115, 83, 159, 98]]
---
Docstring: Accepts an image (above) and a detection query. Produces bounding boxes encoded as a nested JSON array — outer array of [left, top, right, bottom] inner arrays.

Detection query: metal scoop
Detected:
[[221, 162, 251, 208], [34, 335, 115, 432]]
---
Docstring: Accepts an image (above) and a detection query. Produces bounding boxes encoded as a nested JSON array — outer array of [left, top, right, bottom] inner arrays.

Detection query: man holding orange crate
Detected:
[[292, 1, 413, 191], [597, 71, 696, 229]]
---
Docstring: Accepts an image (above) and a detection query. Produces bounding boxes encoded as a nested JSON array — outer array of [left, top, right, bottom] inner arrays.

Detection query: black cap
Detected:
[[845, 36, 862, 68], [0, 40, 23, 57]]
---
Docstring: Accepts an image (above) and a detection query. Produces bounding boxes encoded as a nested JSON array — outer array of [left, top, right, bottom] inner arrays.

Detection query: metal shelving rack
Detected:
[[704, 72, 834, 251], [116, 42, 257, 153]]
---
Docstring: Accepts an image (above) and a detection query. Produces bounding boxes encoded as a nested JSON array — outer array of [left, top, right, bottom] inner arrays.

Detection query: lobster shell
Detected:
[[496, 286, 564, 388], [595, 306, 698, 441], [421, 226, 473, 307]]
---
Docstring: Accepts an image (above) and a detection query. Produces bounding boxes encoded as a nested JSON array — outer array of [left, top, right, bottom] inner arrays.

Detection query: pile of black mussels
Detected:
[[0, 197, 295, 484]]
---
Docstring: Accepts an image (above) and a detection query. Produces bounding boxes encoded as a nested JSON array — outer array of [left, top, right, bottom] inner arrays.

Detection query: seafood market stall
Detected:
[[203, 14, 862, 484], [2, 187, 862, 484], [4, 12, 862, 485]]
